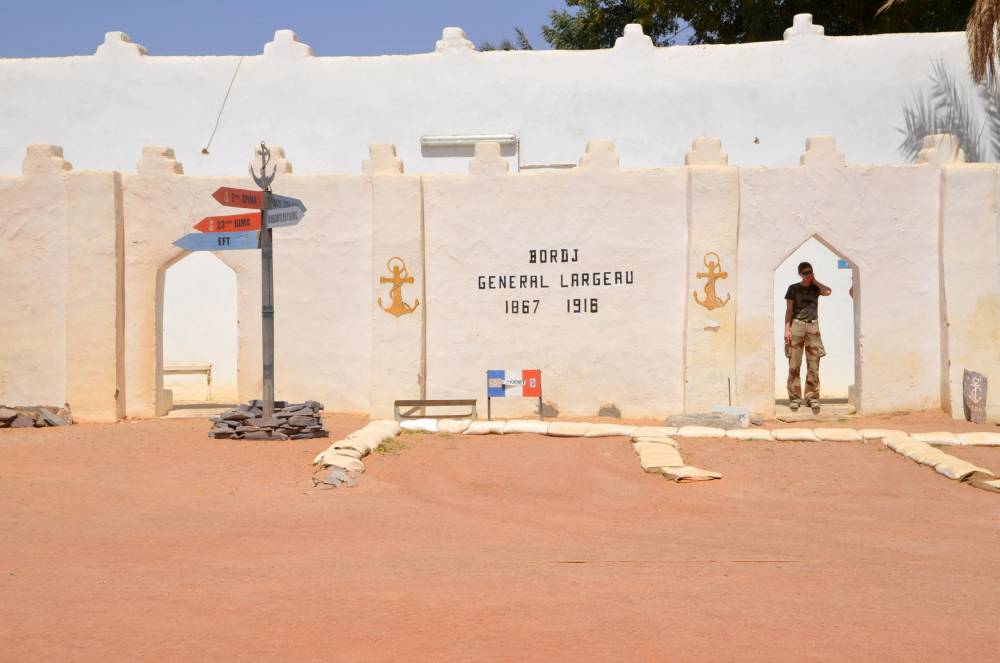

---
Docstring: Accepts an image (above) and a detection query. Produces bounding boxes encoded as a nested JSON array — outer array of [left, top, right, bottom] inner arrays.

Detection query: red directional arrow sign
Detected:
[[195, 212, 262, 233], [212, 187, 265, 209]]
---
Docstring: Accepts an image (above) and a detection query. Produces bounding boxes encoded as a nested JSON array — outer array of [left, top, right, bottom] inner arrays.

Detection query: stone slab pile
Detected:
[[0, 405, 73, 429], [209, 400, 328, 440]]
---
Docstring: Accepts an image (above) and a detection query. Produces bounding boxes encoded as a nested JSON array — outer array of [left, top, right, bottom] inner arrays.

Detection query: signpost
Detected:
[[172, 141, 307, 423]]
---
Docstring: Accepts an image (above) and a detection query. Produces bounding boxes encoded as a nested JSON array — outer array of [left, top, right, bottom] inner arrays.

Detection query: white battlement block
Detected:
[[917, 134, 965, 167], [784, 14, 824, 40], [579, 139, 619, 170], [136, 145, 182, 175], [800, 136, 845, 167], [22, 144, 71, 176], [263, 30, 314, 58], [95, 31, 147, 57], [363, 144, 404, 175], [685, 137, 728, 166], [614, 23, 655, 51], [469, 141, 509, 175], [436, 27, 475, 53]]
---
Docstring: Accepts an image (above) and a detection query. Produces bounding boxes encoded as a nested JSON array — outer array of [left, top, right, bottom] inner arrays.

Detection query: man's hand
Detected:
[[813, 277, 832, 296], [784, 325, 792, 344]]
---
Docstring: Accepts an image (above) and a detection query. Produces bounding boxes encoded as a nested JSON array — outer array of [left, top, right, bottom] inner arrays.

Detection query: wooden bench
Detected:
[[393, 399, 477, 422], [163, 362, 212, 400]]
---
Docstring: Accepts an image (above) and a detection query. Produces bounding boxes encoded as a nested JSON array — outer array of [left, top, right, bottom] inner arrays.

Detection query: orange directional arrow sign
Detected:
[[212, 187, 265, 209], [195, 212, 262, 233]]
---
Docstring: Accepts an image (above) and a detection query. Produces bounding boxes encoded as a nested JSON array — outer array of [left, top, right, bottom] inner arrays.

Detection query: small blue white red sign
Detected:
[[487, 369, 542, 397]]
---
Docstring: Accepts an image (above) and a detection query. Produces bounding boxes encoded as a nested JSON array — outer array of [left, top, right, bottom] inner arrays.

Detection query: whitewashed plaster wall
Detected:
[[422, 141, 688, 419], [0, 19, 975, 180], [736, 138, 943, 415]]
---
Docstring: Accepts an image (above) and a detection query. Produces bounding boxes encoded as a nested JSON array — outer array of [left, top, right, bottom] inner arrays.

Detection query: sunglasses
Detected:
[[800, 270, 813, 276]]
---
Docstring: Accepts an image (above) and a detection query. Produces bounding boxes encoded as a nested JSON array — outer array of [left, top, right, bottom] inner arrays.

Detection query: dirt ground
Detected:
[[2, 411, 999, 662]]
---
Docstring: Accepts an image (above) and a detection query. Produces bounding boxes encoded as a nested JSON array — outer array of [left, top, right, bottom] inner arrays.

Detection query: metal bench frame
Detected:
[[393, 399, 477, 422]]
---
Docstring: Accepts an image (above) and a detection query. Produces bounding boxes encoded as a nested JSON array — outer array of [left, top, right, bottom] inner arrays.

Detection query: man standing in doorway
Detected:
[[784, 261, 832, 413]]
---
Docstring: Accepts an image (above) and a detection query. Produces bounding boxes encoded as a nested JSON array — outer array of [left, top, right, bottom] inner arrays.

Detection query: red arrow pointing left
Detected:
[[195, 212, 262, 233]]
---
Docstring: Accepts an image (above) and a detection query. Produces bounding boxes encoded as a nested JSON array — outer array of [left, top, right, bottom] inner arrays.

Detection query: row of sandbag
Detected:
[[631, 434, 722, 482], [883, 436, 997, 482], [313, 420, 401, 472]]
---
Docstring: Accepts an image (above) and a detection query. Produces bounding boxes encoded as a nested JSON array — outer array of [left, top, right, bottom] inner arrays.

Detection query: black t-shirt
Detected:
[[785, 283, 821, 321]]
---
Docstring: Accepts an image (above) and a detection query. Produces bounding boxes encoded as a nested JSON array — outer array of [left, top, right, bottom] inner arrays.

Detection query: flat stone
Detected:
[[11, 415, 35, 428], [235, 425, 261, 433], [38, 408, 69, 426], [290, 432, 315, 439], [249, 400, 288, 409], [259, 417, 283, 428], [243, 431, 289, 440], [666, 413, 742, 430], [222, 411, 251, 421], [305, 400, 323, 410], [288, 415, 317, 427], [0, 407, 18, 422], [208, 430, 234, 439]]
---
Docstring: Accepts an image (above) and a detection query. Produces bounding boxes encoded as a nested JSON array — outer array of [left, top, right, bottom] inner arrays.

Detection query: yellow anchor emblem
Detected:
[[378, 257, 420, 317], [693, 252, 731, 310]]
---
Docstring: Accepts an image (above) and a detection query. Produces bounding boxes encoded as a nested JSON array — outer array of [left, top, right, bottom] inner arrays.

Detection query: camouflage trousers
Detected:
[[785, 319, 826, 404]]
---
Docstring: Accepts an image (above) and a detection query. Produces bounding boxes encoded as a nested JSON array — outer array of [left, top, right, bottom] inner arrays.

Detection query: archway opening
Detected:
[[772, 237, 859, 416], [161, 252, 238, 414]]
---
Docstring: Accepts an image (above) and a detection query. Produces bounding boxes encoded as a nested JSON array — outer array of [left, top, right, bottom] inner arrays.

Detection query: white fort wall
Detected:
[[1, 135, 997, 422], [0, 17, 978, 178]]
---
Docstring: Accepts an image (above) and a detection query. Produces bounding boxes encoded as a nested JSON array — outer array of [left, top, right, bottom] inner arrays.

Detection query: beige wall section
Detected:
[[736, 138, 941, 416], [66, 170, 124, 421], [0, 145, 71, 408], [684, 139, 738, 411], [366, 145, 425, 418], [123, 146, 374, 416], [422, 141, 687, 419], [939, 163, 1000, 420]]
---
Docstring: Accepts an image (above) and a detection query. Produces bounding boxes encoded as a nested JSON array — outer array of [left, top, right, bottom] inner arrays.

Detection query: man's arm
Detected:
[[784, 299, 794, 342], [813, 279, 832, 296]]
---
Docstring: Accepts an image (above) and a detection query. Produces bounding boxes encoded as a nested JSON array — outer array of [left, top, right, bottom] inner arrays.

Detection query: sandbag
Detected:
[[463, 420, 506, 435], [547, 421, 592, 437], [676, 425, 726, 438], [400, 418, 439, 433], [934, 457, 990, 480], [911, 431, 960, 445], [320, 454, 365, 473], [814, 428, 863, 442], [585, 423, 637, 438], [503, 419, 549, 435], [725, 429, 774, 441], [957, 432, 1000, 446], [631, 436, 679, 449], [772, 428, 819, 442], [438, 419, 472, 434], [661, 466, 722, 481], [638, 446, 685, 472], [631, 426, 677, 438], [859, 428, 907, 440]]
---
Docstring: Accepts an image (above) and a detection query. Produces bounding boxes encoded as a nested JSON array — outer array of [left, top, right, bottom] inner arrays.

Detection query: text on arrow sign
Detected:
[[195, 212, 262, 233], [173, 230, 261, 252]]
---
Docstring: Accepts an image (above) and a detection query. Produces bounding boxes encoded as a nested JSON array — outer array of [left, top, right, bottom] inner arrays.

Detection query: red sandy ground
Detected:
[[2, 411, 999, 661]]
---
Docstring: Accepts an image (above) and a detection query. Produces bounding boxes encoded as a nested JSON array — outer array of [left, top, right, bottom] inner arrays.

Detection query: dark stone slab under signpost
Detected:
[[963, 369, 988, 424], [208, 400, 328, 440]]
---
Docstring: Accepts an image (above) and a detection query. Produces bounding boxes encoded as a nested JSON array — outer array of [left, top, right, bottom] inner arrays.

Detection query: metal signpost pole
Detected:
[[261, 190, 275, 420], [250, 141, 278, 421]]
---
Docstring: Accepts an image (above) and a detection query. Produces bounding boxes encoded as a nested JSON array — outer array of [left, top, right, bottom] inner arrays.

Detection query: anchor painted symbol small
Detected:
[[693, 251, 731, 310], [378, 257, 420, 317]]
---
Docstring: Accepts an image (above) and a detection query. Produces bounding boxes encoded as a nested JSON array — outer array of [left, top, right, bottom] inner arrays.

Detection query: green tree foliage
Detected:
[[480, 27, 535, 51], [541, 0, 973, 48]]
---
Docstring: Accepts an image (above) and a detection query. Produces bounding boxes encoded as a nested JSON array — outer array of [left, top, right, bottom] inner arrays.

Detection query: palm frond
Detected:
[[967, 0, 1000, 83]]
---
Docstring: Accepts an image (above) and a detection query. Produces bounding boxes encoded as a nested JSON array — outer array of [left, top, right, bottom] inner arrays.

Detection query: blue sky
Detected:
[[0, 0, 565, 57]]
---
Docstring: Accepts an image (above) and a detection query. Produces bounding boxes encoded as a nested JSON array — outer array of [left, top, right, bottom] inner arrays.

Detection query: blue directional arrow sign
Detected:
[[265, 206, 305, 228], [270, 194, 306, 212], [173, 230, 260, 252]]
